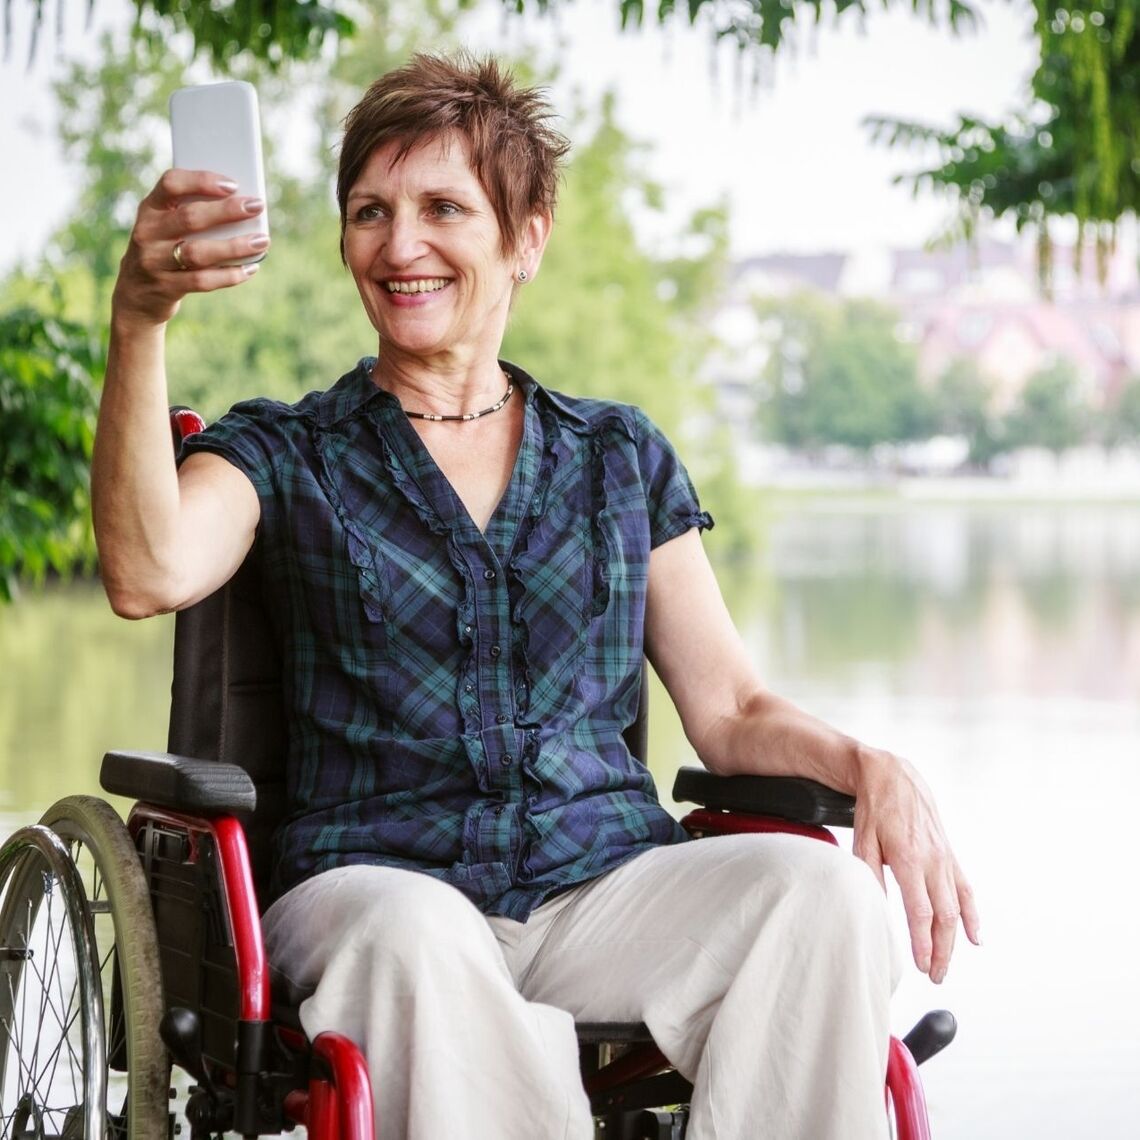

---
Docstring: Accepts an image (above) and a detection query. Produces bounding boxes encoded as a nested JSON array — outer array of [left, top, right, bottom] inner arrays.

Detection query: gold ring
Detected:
[[172, 240, 188, 271]]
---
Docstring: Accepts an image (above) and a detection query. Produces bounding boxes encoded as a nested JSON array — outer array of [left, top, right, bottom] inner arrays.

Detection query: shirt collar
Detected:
[[315, 357, 590, 430]]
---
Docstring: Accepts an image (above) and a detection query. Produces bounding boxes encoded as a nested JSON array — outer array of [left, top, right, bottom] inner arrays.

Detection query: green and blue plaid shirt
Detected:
[[183, 359, 713, 919]]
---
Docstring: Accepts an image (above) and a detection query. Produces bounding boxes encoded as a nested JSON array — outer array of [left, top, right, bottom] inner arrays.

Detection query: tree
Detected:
[[930, 356, 1005, 468], [868, 3, 1140, 289], [0, 306, 101, 601], [1096, 373, 1140, 449], [1004, 358, 1087, 454], [755, 292, 931, 452], [503, 93, 725, 439]]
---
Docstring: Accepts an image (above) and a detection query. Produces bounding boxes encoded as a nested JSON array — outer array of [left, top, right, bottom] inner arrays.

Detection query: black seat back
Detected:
[[167, 552, 286, 901]]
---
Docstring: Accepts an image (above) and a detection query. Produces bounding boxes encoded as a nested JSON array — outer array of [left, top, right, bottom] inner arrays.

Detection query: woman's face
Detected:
[[343, 131, 548, 368]]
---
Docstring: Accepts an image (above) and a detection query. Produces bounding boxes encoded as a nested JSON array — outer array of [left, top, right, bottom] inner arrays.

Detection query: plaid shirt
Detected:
[[183, 359, 713, 919]]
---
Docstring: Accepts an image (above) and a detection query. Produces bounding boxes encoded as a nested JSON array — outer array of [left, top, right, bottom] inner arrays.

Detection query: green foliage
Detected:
[[4, 0, 353, 67], [52, 30, 188, 307], [165, 197, 368, 418], [8, 0, 985, 70], [507, 0, 978, 54], [930, 356, 1004, 467], [0, 305, 102, 600], [1004, 358, 1087, 454], [1100, 374, 1140, 448], [869, 2, 1140, 283], [503, 95, 704, 436], [754, 292, 931, 452]]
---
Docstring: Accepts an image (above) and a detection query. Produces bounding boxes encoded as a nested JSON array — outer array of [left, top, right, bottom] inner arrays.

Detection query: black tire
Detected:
[[0, 797, 169, 1139]]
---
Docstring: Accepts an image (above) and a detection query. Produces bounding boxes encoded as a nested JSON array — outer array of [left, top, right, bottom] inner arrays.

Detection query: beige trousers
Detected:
[[262, 833, 901, 1140]]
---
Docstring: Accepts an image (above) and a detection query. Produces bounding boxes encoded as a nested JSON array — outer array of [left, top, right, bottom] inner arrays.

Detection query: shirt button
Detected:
[[483, 569, 496, 581], [464, 624, 473, 635], [495, 713, 508, 725], [490, 645, 501, 659], [501, 753, 514, 767], [464, 683, 474, 694]]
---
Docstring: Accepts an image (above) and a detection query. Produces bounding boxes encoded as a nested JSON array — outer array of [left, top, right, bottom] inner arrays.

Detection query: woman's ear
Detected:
[[515, 209, 553, 283]]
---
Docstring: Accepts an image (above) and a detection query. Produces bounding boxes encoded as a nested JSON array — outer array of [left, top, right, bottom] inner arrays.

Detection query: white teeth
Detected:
[[385, 278, 449, 294]]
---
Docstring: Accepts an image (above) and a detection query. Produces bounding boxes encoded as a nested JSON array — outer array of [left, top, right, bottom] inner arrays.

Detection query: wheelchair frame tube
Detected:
[[127, 806, 271, 1021], [886, 1035, 932, 1140]]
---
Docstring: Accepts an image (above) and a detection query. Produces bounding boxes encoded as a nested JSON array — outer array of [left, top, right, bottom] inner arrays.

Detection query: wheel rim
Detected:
[[0, 827, 107, 1140], [48, 826, 131, 1138]]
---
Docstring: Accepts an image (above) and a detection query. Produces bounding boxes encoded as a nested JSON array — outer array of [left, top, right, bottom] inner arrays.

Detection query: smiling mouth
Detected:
[[384, 278, 451, 294]]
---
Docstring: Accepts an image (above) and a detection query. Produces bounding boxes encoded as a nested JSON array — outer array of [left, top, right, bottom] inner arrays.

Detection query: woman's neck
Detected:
[[370, 353, 510, 420]]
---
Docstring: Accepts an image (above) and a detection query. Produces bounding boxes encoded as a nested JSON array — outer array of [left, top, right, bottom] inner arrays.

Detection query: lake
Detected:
[[2, 496, 1138, 1138]]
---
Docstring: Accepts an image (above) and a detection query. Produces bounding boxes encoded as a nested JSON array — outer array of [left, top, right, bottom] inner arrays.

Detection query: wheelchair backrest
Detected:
[[167, 551, 287, 901]]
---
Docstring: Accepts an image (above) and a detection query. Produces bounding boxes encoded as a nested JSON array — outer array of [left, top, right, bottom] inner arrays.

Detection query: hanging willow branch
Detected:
[[3, 0, 354, 67], [869, 1, 1140, 291]]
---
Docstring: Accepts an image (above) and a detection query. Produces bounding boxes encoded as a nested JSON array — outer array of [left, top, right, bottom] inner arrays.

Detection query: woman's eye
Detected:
[[433, 201, 461, 217], [354, 204, 383, 222]]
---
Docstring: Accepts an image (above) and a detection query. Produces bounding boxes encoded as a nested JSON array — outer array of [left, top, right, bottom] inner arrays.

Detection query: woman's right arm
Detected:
[[92, 170, 270, 619]]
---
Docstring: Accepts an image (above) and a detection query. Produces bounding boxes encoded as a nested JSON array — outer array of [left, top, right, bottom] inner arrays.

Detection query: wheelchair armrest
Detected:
[[100, 750, 257, 815], [672, 766, 855, 828]]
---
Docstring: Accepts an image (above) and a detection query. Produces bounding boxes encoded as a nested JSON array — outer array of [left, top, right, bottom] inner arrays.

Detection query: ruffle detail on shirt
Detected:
[[311, 425, 389, 625], [505, 401, 564, 720], [588, 431, 613, 619]]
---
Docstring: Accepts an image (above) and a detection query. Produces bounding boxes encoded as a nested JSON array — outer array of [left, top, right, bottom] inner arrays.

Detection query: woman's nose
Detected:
[[383, 212, 427, 266]]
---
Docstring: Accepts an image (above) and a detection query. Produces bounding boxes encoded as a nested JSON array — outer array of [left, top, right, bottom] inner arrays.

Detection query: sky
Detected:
[[0, 0, 1039, 273]]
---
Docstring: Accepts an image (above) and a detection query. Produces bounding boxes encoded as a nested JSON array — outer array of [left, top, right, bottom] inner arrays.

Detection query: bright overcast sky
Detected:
[[1, 0, 1038, 273]]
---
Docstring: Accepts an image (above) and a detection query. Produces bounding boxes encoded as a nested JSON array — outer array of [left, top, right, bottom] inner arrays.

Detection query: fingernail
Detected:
[[242, 197, 265, 214], [243, 263, 260, 277], [218, 179, 239, 193], [249, 234, 270, 251]]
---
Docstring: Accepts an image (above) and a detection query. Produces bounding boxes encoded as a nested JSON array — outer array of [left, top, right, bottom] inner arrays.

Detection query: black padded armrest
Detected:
[[100, 750, 257, 815], [672, 766, 855, 828]]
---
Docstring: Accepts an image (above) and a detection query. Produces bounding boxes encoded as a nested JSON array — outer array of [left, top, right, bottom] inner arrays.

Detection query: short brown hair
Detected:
[[337, 52, 570, 259]]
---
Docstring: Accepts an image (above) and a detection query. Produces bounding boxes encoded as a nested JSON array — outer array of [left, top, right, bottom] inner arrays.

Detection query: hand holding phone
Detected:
[[169, 81, 269, 266]]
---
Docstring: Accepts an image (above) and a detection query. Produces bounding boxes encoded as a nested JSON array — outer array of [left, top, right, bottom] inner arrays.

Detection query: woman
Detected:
[[93, 53, 979, 1140]]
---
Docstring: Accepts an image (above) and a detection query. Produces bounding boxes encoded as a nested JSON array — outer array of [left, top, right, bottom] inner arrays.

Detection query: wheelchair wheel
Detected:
[[0, 796, 168, 1139]]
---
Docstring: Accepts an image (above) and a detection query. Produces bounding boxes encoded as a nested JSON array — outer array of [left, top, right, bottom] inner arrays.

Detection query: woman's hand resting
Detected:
[[852, 747, 981, 983]]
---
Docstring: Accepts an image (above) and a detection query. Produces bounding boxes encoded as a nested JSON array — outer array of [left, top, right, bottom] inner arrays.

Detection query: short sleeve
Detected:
[[177, 399, 282, 503], [634, 410, 714, 549]]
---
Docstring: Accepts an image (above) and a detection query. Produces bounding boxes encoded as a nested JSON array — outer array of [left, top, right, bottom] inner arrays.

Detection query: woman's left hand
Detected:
[[851, 746, 981, 983]]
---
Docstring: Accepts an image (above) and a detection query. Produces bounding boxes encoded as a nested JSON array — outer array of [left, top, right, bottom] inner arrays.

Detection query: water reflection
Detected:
[[741, 501, 1140, 706]]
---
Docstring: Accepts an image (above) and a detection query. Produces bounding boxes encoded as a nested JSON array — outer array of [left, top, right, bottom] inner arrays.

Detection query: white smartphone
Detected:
[[169, 81, 269, 265]]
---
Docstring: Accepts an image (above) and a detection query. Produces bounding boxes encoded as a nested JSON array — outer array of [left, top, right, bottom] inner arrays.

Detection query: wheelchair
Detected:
[[0, 410, 957, 1140]]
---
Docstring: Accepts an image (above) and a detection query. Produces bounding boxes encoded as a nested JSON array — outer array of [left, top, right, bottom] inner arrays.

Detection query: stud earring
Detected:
[[517, 269, 528, 282]]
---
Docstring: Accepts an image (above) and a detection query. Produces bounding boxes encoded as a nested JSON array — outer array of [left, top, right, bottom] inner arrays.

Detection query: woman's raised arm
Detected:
[[92, 170, 268, 619]]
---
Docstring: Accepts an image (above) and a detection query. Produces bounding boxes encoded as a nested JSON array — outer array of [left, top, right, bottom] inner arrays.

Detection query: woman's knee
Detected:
[[714, 834, 892, 952], [269, 865, 505, 992]]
